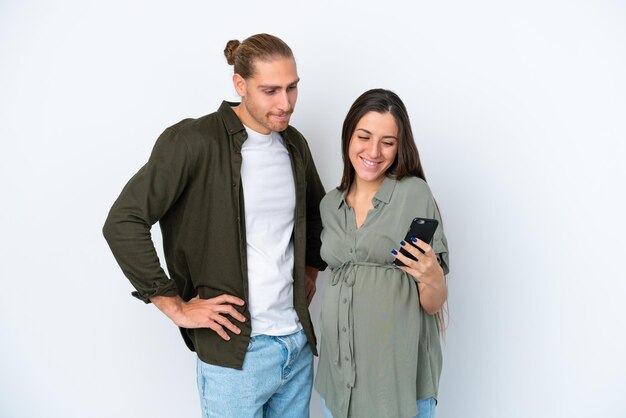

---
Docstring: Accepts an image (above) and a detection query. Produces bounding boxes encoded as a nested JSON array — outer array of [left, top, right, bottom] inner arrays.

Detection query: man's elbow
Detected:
[[102, 215, 118, 244]]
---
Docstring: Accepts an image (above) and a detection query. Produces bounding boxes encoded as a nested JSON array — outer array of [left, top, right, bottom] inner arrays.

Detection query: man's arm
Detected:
[[103, 128, 245, 339], [103, 127, 191, 302], [302, 139, 327, 272], [304, 266, 319, 306]]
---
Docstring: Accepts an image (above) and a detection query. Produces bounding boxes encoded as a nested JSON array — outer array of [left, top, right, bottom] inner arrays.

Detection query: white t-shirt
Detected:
[[241, 126, 301, 336]]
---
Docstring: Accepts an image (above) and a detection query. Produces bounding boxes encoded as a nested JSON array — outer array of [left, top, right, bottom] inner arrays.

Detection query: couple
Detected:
[[103, 33, 449, 418]]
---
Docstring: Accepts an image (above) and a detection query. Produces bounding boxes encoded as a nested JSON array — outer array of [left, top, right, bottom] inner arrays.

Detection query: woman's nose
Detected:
[[367, 141, 381, 158]]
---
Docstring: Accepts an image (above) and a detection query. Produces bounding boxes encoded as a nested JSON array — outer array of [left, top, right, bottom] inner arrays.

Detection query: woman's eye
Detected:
[[358, 136, 369, 140]]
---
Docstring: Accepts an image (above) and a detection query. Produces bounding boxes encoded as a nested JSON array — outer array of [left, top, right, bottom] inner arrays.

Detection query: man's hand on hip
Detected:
[[150, 294, 246, 341]]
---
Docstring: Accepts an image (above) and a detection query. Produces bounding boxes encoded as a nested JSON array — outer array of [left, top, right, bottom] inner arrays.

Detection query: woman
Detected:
[[315, 89, 450, 418]]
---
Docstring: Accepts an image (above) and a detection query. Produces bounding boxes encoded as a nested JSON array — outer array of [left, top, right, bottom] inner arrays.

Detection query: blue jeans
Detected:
[[196, 329, 313, 418], [320, 396, 436, 418]]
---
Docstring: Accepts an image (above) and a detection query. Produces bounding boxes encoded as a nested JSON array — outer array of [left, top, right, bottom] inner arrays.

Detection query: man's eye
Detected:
[[264, 90, 276, 95], [287, 85, 297, 90]]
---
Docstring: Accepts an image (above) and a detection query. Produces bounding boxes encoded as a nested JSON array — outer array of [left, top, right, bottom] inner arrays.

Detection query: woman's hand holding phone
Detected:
[[391, 217, 444, 287], [392, 238, 445, 288]]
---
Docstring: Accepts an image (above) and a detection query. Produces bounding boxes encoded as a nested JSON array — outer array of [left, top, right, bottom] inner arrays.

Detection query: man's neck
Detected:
[[232, 103, 270, 134]]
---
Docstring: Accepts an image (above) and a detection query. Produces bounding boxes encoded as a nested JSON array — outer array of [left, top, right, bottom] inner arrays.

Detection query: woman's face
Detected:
[[348, 111, 399, 187]]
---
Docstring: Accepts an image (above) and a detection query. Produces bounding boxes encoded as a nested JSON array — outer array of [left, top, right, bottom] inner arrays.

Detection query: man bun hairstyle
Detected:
[[223, 33, 293, 79], [224, 40, 240, 65]]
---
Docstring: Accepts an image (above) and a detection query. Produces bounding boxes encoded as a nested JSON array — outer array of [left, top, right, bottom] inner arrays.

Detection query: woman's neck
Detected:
[[348, 177, 384, 205]]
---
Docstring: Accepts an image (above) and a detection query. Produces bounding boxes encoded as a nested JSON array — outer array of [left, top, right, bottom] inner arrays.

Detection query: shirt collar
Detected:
[[218, 101, 246, 135], [337, 176, 397, 209]]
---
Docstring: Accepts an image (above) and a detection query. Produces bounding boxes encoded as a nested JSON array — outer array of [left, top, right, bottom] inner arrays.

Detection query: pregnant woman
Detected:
[[315, 89, 450, 418]]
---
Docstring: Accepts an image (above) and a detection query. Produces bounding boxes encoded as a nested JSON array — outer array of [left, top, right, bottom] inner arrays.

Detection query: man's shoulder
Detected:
[[155, 111, 227, 152], [282, 125, 308, 147], [282, 125, 316, 166], [165, 111, 222, 137]]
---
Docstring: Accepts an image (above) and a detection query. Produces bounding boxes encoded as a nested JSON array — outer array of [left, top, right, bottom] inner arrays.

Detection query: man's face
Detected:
[[233, 57, 299, 134]]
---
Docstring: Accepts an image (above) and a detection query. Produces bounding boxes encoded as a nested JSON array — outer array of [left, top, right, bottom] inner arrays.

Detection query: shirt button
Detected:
[[344, 356, 349, 361], [343, 298, 347, 304], [342, 327, 347, 332], [232, 183, 236, 187], [349, 248, 353, 253], [346, 383, 350, 389]]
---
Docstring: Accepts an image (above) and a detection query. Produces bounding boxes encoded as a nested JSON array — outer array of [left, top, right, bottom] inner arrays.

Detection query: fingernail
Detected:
[[411, 237, 418, 243], [235, 328, 241, 334], [391, 249, 398, 255], [400, 240, 406, 246]]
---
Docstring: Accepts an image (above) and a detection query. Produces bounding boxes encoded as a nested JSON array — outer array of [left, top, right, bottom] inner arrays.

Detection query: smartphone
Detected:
[[393, 217, 439, 267]]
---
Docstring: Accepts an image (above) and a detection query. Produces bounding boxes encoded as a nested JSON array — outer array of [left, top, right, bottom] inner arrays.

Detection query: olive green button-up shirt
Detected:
[[103, 101, 327, 369], [314, 176, 450, 418]]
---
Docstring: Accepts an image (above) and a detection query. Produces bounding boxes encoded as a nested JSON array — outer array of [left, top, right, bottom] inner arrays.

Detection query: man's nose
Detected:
[[276, 91, 290, 112]]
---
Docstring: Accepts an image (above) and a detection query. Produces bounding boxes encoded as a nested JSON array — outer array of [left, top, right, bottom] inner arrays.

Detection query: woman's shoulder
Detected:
[[395, 176, 433, 197], [320, 187, 344, 212]]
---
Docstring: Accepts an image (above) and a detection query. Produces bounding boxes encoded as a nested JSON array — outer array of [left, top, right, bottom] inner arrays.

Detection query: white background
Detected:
[[1, 1, 625, 417]]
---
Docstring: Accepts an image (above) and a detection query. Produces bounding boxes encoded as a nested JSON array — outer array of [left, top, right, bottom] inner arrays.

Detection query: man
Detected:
[[103, 33, 326, 417]]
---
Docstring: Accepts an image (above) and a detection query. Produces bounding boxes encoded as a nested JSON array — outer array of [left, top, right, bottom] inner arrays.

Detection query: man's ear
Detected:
[[233, 73, 246, 97]]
